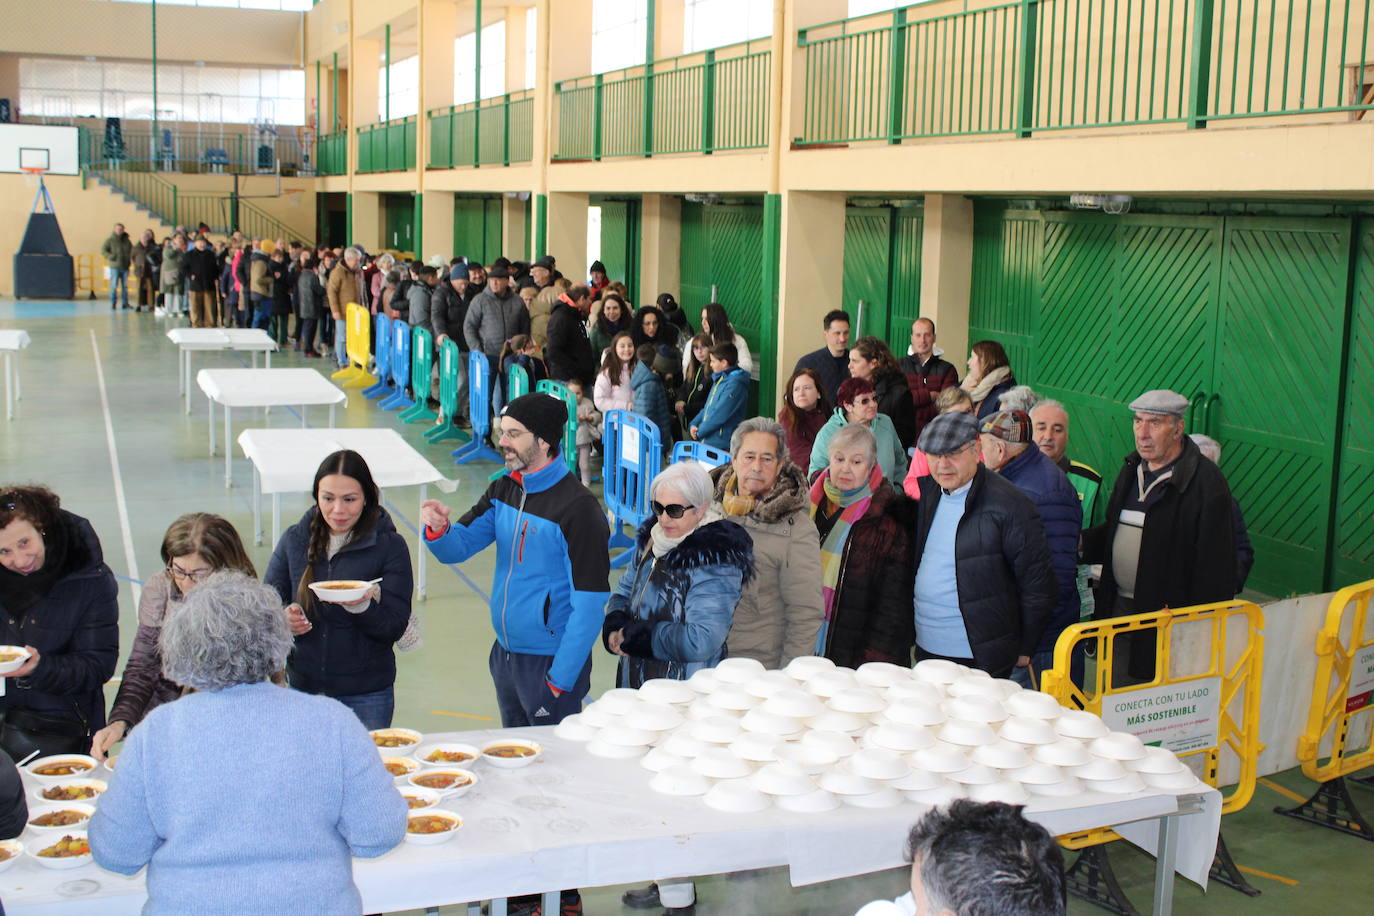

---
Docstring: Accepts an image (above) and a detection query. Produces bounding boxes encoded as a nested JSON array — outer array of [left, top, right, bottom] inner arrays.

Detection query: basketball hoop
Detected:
[[21, 166, 46, 189]]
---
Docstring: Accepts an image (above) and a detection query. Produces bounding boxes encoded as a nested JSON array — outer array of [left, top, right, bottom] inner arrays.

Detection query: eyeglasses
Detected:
[[851, 396, 877, 406], [167, 563, 214, 583], [651, 501, 692, 519]]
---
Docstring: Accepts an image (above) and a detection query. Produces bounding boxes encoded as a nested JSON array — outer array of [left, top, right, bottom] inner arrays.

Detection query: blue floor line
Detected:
[[113, 573, 145, 586]]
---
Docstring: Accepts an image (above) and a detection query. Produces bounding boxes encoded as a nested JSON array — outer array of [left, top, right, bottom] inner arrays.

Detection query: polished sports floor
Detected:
[[0, 299, 1366, 914]]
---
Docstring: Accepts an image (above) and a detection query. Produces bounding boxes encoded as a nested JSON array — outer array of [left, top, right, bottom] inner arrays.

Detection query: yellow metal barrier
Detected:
[[331, 303, 376, 388], [1274, 581, 1374, 839], [1041, 601, 1265, 906], [73, 254, 109, 296]]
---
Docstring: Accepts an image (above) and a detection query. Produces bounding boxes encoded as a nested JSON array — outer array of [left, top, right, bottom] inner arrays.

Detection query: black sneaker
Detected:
[[622, 884, 660, 909]]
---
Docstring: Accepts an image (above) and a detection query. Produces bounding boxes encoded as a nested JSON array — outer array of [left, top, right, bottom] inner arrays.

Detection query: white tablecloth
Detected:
[[196, 368, 344, 409], [0, 727, 1221, 916], [1, 330, 31, 420], [166, 328, 278, 352], [0, 330, 32, 351]]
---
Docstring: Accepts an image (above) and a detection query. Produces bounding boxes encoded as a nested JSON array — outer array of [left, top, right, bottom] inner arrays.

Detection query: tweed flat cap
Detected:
[[980, 409, 1033, 443], [1128, 389, 1189, 417], [918, 411, 980, 456]]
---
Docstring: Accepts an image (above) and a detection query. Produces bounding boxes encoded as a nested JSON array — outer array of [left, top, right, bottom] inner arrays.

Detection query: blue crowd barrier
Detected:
[[362, 313, 393, 399], [379, 320, 414, 411], [453, 350, 502, 465], [670, 440, 730, 469], [603, 410, 662, 568]]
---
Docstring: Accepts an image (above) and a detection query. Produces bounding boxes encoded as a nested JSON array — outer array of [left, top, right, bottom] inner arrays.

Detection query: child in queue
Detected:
[[565, 378, 602, 487]]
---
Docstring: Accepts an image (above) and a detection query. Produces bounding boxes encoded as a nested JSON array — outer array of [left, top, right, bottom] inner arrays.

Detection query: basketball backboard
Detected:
[[0, 125, 79, 175]]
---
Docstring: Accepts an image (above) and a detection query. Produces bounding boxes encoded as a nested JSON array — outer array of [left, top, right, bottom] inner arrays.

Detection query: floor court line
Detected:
[[1259, 776, 1308, 805], [90, 329, 141, 607], [430, 710, 496, 722], [1236, 864, 1300, 886]]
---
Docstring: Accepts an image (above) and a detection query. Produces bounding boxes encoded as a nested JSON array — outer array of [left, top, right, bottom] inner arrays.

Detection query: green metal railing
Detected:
[[428, 90, 534, 168], [356, 117, 417, 173], [90, 168, 312, 241], [316, 131, 349, 176], [797, 0, 1374, 145], [76, 123, 308, 174], [554, 42, 771, 160]]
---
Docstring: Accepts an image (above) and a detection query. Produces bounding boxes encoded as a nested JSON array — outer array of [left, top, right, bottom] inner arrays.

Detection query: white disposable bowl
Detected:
[[1004, 690, 1064, 720], [404, 809, 463, 845], [1082, 772, 1148, 795], [1055, 710, 1111, 740], [26, 803, 95, 833], [776, 742, 840, 775], [1090, 733, 1149, 762], [806, 669, 861, 698], [641, 746, 689, 773], [690, 747, 755, 780], [743, 671, 801, 699], [829, 688, 886, 715], [740, 708, 804, 738], [912, 744, 969, 774], [26, 831, 91, 869], [480, 738, 543, 768], [843, 787, 904, 808], [946, 763, 1002, 786], [413, 742, 482, 767], [587, 737, 646, 759], [624, 702, 686, 732], [971, 741, 1032, 770], [808, 709, 870, 734], [761, 689, 825, 719], [593, 688, 643, 716], [863, 724, 935, 754], [685, 698, 737, 721], [651, 763, 713, 797], [879, 703, 948, 729], [689, 715, 744, 744], [1032, 739, 1092, 767], [800, 730, 858, 759], [944, 695, 1009, 724], [819, 769, 881, 796], [968, 781, 1031, 805], [704, 779, 771, 813], [639, 678, 697, 705], [912, 659, 966, 685], [784, 655, 837, 681], [308, 579, 371, 603], [30, 779, 107, 805], [400, 786, 442, 812], [407, 768, 478, 799], [1026, 775, 1085, 797], [999, 716, 1060, 745], [579, 704, 619, 728], [687, 668, 721, 694], [904, 783, 962, 806], [1009, 762, 1065, 786], [26, 756, 99, 785], [848, 748, 911, 781], [937, 719, 999, 747], [369, 728, 423, 755], [775, 788, 841, 813], [0, 645, 32, 676], [1130, 747, 1188, 775], [885, 682, 944, 707], [554, 714, 599, 742], [750, 763, 817, 796], [704, 685, 757, 712], [598, 724, 658, 748], [890, 768, 953, 792], [855, 662, 912, 689], [1074, 758, 1129, 781], [729, 732, 787, 763], [662, 731, 710, 759], [946, 676, 1008, 701], [0, 839, 22, 875], [382, 756, 422, 784], [713, 657, 767, 684], [1143, 769, 1202, 790]]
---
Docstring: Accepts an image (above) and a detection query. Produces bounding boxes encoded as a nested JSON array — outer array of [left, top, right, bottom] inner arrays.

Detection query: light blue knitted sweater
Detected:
[[89, 681, 407, 915]]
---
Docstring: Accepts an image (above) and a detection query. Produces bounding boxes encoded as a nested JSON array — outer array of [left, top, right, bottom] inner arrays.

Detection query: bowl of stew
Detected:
[[26, 755, 99, 785], [407, 768, 478, 799], [0, 839, 23, 875], [27, 832, 92, 870], [0, 646, 31, 676], [404, 809, 462, 846], [480, 739, 543, 769], [382, 756, 421, 783], [33, 779, 108, 805], [308, 580, 372, 603], [370, 728, 423, 754], [399, 786, 441, 812], [27, 803, 95, 833], [414, 743, 481, 768]]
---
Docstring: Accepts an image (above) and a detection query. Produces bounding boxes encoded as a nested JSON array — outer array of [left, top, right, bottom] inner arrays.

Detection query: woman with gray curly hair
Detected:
[[89, 572, 406, 915]]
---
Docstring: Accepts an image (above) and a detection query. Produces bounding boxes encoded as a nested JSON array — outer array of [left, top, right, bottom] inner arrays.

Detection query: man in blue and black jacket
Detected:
[[421, 393, 610, 727]]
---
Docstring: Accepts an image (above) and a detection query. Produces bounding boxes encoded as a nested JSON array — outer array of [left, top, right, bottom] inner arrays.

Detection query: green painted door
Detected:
[[1213, 217, 1350, 596], [1333, 223, 1374, 587], [680, 200, 764, 346], [453, 197, 502, 266], [598, 199, 641, 302], [842, 206, 923, 355], [383, 193, 415, 256]]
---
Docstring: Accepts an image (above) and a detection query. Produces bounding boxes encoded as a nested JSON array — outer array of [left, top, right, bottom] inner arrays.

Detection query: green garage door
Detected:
[[454, 197, 502, 266], [841, 205, 923, 355], [598, 199, 641, 303], [970, 205, 1359, 597], [1334, 225, 1374, 586], [383, 194, 415, 256], [680, 201, 764, 347]]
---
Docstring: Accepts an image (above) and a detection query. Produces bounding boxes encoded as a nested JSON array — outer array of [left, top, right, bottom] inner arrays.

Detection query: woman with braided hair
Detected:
[[264, 450, 413, 729]]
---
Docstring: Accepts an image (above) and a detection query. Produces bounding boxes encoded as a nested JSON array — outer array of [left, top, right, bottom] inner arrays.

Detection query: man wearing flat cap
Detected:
[[1081, 389, 1236, 683], [908, 412, 1058, 678]]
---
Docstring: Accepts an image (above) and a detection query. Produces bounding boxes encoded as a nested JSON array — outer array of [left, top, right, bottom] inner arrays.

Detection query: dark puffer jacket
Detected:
[[0, 512, 119, 733], [873, 370, 917, 448], [996, 446, 1082, 654], [815, 480, 917, 668], [545, 297, 598, 387], [913, 466, 1057, 676], [430, 281, 468, 348], [264, 508, 413, 698]]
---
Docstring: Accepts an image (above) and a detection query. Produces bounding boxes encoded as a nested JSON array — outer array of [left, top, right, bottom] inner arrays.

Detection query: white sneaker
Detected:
[[154, 307, 166, 317]]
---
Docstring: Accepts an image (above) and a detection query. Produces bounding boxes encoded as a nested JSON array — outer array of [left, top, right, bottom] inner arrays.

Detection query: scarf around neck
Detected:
[[649, 507, 724, 557], [961, 364, 1011, 405], [807, 465, 881, 653], [719, 469, 757, 517]]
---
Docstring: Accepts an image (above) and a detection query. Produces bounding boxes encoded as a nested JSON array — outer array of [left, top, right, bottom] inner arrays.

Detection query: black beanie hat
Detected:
[[501, 393, 567, 453]]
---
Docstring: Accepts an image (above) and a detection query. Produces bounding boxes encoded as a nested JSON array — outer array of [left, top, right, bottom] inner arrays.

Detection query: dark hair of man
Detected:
[[823, 309, 851, 330], [568, 284, 591, 302], [417, 265, 438, 281], [905, 801, 1066, 916], [709, 342, 738, 366]]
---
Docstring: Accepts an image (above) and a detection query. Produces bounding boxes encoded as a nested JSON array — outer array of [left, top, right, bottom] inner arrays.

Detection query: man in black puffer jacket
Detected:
[[910, 412, 1057, 678], [544, 284, 597, 388]]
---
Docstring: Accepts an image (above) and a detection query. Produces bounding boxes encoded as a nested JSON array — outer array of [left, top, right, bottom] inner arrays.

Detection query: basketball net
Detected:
[[22, 167, 44, 189]]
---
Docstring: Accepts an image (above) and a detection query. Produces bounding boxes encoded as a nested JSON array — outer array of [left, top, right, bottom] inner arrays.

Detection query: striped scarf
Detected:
[[807, 464, 881, 654]]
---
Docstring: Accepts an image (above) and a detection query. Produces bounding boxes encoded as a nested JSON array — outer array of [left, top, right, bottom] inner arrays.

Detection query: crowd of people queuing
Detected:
[[63, 235, 1254, 915]]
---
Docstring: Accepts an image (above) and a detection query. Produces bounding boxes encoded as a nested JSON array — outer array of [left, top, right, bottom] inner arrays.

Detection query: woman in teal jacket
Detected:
[[688, 342, 750, 450], [809, 377, 908, 483]]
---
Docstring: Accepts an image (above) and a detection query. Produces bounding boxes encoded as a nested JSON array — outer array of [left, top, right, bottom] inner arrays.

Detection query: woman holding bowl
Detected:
[[89, 513, 257, 761], [0, 486, 119, 758], [90, 572, 406, 914], [264, 450, 413, 730]]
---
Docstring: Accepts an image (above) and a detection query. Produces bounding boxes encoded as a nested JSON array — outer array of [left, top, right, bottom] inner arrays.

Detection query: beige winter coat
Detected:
[[710, 462, 824, 669]]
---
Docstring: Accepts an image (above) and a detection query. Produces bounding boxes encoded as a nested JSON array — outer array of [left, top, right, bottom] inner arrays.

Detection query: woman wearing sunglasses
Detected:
[[90, 513, 256, 761], [808, 377, 909, 483]]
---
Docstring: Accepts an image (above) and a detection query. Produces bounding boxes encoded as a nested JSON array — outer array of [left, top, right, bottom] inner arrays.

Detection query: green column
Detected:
[[332, 52, 339, 132], [758, 193, 782, 413], [473, 0, 483, 166], [642, 0, 656, 156], [346, 192, 354, 243], [1015, 0, 1039, 138], [413, 193, 423, 258], [534, 193, 548, 258], [886, 9, 907, 144], [384, 23, 392, 123], [1187, 0, 1215, 128], [151, 0, 159, 170]]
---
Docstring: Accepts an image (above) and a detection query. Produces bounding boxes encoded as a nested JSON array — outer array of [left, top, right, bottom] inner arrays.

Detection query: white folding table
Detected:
[[236, 427, 458, 598], [196, 368, 347, 487], [0, 727, 1220, 916], [166, 328, 278, 414], [0, 329, 31, 421]]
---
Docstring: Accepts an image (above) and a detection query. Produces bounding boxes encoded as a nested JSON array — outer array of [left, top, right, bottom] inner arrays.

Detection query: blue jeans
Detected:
[[1010, 645, 1087, 690], [251, 294, 272, 331], [335, 324, 349, 367], [488, 641, 590, 728], [109, 268, 129, 306], [332, 686, 395, 731]]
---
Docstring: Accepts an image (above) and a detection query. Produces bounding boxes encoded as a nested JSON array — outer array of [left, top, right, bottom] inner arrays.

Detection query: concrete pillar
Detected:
[[422, 1, 458, 111], [919, 194, 974, 370], [640, 194, 681, 304], [506, 6, 529, 92], [546, 192, 589, 283], [422, 190, 456, 259], [546, 0, 592, 81], [352, 191, 383, 253], [776, 190, 847, 377], [657, 0, 685, 57], [502, 195, 528, 261], [351, 39, 381, 128]]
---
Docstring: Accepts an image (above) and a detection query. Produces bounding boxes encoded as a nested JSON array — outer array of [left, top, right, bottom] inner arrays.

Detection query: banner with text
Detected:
[[1101, 677, 1222, 754]]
